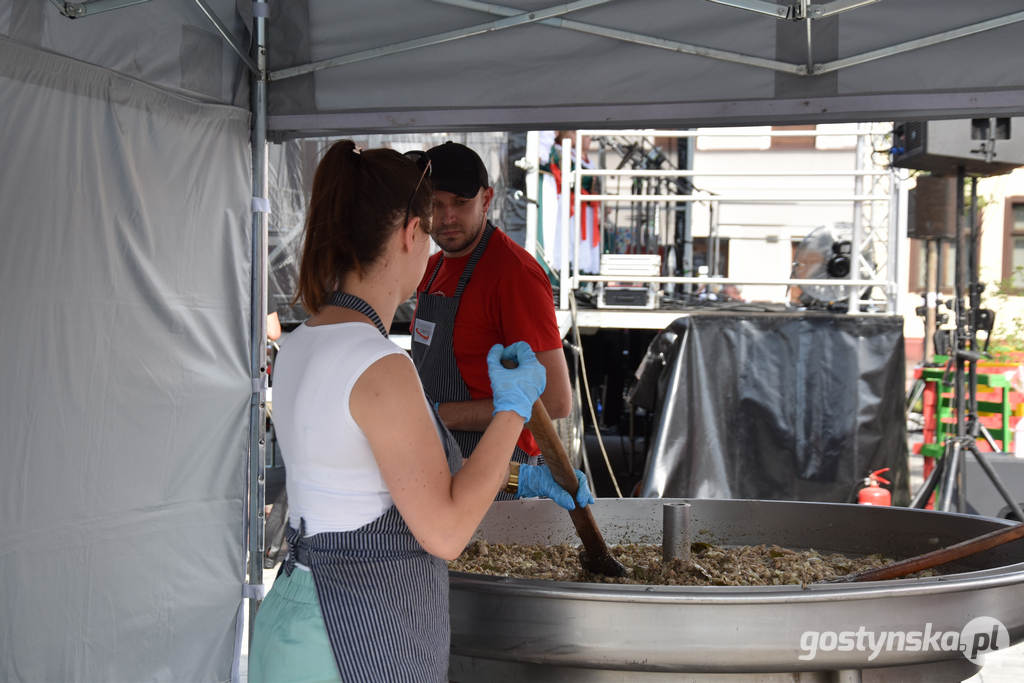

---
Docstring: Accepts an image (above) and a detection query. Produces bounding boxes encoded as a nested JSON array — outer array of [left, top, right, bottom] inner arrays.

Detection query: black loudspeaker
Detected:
[[907, 175, 957, 239], [963, 453, 1024, 520], [892, 119, 1024, 176]]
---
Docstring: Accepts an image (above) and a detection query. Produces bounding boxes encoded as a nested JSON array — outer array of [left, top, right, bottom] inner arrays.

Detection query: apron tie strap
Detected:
[[325, 291, 388, 338], [281, 517, 307, 576]]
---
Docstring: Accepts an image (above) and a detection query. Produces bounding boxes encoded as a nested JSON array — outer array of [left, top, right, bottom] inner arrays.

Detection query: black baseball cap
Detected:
[[425, 141, 489, 198]]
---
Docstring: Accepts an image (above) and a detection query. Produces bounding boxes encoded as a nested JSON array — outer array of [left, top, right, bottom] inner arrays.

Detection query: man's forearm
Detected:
[[437, 398, 496, 432], [437, 347, 570, 430], [535, 347, 572, 419], [437, 391, 565, 432]]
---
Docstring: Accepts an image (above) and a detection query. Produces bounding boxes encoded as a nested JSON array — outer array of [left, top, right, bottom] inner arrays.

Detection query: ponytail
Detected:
[[295, 140, 431, 314]]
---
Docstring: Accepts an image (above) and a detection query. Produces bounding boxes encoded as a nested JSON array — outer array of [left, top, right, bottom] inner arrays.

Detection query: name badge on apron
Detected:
[[413, 319, 436, 346]]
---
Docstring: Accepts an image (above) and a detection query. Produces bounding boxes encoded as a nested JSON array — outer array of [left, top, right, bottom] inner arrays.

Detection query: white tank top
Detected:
[[272, 321, 410, 535]]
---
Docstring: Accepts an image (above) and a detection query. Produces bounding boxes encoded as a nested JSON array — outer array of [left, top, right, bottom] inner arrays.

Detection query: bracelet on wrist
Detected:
[[503, 461, 520, 494]]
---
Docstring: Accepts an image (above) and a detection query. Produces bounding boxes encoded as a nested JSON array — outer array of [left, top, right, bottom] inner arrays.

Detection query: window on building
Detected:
[[1002, 199, 1024, 289], [692, 237, 730, 277]]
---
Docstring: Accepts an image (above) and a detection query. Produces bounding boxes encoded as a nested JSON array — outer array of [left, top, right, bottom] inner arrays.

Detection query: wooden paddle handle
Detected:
[[835, 520, 1024, 583], [497, 357, 579, 491], [525, 400, 617, 558], [499, 356, 624, 576], [525, 400, 580, 496]]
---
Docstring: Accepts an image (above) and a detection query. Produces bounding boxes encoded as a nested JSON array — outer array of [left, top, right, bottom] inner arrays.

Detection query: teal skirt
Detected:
[[249, 568, 340, 683]]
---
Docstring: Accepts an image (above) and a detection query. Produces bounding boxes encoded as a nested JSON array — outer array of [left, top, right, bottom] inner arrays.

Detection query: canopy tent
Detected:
[[2, 1, 1024, 681]]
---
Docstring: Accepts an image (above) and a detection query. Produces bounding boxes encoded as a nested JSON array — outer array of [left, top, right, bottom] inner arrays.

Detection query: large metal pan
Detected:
[[449, 498, 1024, 682]]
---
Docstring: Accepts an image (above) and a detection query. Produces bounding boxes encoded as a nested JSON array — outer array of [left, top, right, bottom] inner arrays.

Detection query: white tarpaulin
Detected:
[[0, 34, 251, 683]]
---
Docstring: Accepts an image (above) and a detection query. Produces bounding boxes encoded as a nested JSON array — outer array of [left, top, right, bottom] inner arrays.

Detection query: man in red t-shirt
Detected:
[[410, 142, 572, 469]]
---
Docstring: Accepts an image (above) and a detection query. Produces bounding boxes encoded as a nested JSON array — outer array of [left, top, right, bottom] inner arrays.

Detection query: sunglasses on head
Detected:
[[402, 150, 432, 233]]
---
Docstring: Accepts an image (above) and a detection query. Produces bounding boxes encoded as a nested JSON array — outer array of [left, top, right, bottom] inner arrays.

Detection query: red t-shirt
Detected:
[[414, 226, 562, 455]]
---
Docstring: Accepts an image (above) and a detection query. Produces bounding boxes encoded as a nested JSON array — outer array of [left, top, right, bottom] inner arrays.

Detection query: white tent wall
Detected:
[[0, 32, 251, 683]]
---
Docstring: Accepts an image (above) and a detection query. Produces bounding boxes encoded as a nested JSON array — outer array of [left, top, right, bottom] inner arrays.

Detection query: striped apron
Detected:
[[282, 291, 463, 681], [411, 223, 534, 500]]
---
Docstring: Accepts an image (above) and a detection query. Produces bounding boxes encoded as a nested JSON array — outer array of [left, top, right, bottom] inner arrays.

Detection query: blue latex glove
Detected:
[[486, 342, 547, 420], [517, 464, 596, 511]]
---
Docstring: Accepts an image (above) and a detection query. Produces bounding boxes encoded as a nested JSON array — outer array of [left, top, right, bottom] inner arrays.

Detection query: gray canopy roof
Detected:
[[8, 0, 1023, 136], [260, 0, 1024, 137]]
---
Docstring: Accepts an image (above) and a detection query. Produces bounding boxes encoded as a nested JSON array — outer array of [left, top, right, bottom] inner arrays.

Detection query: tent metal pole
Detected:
[[583, 193, 888, 202], [50, 0, 151, 19], [584, 129, 876, 138], [574, 131, 582, 291], [585, 168, 890, 177], [709, 201, 720, 278], [810, 0, 881, 20], [705, 0, 789, 19], [888, 167, 901, 314], [246, 0, 269, 644], [847, 123, 865, 313], [524, 131, 539, 260], [817, 10, 1024, 75], [577, 275, 891, 287], [559, 137, 571, 311], [449, 0, 804, 74]]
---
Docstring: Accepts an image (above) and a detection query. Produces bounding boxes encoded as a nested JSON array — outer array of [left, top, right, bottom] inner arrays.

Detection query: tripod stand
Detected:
[[909, 166, 1024, 522]]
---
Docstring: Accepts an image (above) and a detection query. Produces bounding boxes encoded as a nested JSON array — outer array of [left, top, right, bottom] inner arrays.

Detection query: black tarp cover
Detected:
[[636, 313, 909, 505]]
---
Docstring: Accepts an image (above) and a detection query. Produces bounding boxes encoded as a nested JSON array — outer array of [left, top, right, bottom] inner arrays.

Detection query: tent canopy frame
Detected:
[[259, 1, 1024, 84]]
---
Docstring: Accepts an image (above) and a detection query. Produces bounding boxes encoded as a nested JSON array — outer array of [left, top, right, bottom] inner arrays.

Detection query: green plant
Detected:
[[991, 266, 1024, 298], [984, 271, 1024, 358]]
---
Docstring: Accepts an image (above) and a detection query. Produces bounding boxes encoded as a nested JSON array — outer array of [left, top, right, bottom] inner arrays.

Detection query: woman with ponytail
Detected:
[[248, 140, 591, 682]]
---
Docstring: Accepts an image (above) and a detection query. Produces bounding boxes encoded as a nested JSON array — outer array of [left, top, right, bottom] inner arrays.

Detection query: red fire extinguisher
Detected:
[[858, 468, 892, 506]]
